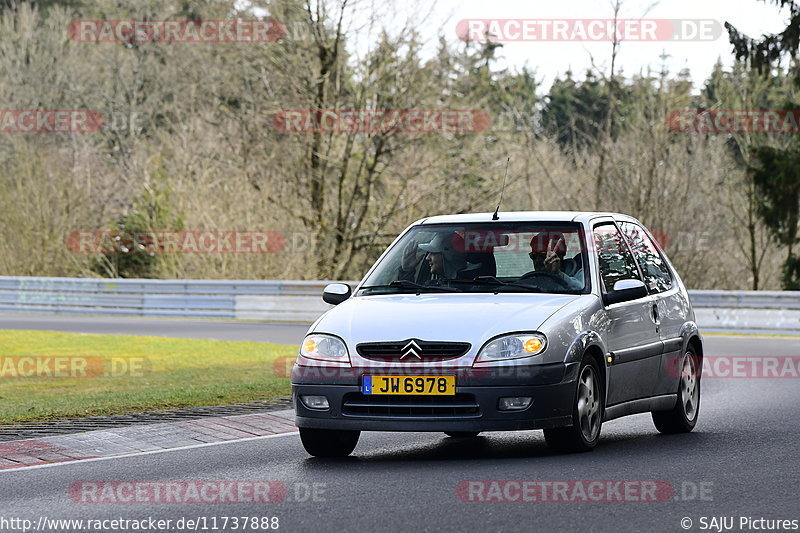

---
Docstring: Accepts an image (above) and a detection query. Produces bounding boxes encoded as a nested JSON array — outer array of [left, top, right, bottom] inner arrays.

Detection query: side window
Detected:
[[619, 222, 673, 293], [592, 223, 641, 293]]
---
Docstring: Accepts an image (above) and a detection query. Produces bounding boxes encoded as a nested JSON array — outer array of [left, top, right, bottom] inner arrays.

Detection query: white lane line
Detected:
[[0, 431, 298, 474]]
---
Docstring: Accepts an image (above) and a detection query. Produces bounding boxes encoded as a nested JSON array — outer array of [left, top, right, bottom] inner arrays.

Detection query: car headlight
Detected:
[[476, 333, 547, 362], [300, 334, 349, 362]]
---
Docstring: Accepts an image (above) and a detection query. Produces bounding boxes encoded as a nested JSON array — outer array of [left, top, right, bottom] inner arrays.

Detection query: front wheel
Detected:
[[544, 356, 603, 453], [299, 428, 360, 457], [652, 349, 700, 433]]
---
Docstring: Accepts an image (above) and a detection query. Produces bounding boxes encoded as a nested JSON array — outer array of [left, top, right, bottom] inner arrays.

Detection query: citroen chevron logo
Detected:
[[400, 340, 422, 360]]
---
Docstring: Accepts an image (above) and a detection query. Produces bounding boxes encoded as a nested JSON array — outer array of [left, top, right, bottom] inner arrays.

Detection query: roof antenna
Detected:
[[492, 157, 510, 221]]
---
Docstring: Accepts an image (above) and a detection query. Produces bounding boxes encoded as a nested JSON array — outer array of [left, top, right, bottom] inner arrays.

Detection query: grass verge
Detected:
[[0, 330, 296, 424]]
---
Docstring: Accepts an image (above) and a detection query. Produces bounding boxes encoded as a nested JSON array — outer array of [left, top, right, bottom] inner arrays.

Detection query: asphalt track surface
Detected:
[[0, 313, 310, 344], [0, 315, 799, 532]]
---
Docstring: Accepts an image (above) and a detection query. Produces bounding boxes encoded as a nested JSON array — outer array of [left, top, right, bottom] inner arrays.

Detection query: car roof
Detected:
[[417, 211, 640, 225]]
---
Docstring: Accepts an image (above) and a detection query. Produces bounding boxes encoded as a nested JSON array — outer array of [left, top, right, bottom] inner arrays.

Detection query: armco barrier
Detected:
[[0, 277, 345, 322], [689, 290, 800, 332], [0, 277, 799, 330]]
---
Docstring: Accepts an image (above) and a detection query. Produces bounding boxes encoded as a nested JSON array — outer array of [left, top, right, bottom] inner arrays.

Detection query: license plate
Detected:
[[362, 375, 456, 396]]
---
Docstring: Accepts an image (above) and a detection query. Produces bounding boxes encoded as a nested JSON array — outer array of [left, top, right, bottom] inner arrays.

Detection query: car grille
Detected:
[[356, 340, 471, 362], [341, 393, 480, 418]]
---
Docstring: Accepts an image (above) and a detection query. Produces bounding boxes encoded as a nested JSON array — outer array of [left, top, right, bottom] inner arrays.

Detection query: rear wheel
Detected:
[[652, 349, 700, 433], [544, 356, 603, 453], [299, 428, 360, 457], [444, 431, 480, 438]]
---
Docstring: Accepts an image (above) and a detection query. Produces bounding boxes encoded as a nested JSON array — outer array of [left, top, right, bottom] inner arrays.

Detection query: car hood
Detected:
[[311, 293, 580, 347]]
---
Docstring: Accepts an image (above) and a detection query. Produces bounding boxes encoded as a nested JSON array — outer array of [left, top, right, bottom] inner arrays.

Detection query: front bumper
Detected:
[[292, 362, 579, 432]]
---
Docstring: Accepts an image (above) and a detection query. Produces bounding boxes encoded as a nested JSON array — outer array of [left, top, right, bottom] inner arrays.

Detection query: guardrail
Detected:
[[1, 277, 800, 331], [687, 290, 800, 310], [0, 277, 343, 322], [689, 290, 800, 332]]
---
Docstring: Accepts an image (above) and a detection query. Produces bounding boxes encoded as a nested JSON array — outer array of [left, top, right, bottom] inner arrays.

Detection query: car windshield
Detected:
[[358, 222, 589, 295]]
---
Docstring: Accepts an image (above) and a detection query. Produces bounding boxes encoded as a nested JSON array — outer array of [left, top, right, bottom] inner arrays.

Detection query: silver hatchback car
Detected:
[[292, 212, 702, 456]]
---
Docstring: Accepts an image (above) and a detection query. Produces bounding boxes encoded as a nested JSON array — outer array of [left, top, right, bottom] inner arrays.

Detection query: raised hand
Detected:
[[544, 236, 563, 273]]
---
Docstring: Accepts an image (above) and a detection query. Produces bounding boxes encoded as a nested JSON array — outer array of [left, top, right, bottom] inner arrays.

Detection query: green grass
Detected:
[[0, 330, 297, 424]]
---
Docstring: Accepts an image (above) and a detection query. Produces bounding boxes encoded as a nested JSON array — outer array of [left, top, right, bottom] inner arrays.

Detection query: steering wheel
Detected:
[[518, 270, 571, 288]]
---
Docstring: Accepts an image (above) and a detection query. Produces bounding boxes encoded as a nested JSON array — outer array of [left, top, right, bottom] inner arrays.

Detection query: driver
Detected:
[[400, 231, 474, 281], [528, 232, 583, 290]]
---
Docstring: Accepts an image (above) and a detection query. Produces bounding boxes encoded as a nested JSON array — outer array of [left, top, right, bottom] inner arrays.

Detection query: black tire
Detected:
[[652, 349, 700, 434], [444, 431, 480, 438], [299, 428, 360, 457], [544, 356, 603, 453]]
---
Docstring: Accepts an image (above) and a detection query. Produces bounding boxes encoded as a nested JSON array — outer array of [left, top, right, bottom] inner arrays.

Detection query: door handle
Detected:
[[652, 303, 660, 331]]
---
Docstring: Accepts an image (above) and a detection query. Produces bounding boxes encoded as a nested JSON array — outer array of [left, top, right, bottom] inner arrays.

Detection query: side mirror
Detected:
[[602, 279, 647, 306], [322, 283, 351, 305]]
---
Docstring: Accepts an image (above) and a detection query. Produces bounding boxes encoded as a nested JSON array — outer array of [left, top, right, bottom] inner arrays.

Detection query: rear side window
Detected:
[[592, 223, 641, 293], [619, 221, 673, 293]]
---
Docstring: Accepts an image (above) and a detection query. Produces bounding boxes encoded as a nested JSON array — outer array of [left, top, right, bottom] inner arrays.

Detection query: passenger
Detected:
[[528, 232, 583, 290]]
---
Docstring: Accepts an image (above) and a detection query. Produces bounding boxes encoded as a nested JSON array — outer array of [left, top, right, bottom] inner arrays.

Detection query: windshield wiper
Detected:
[[448, 276, 543, 292], [480, 276, 584, 294], [359, 280, 461, 293]]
